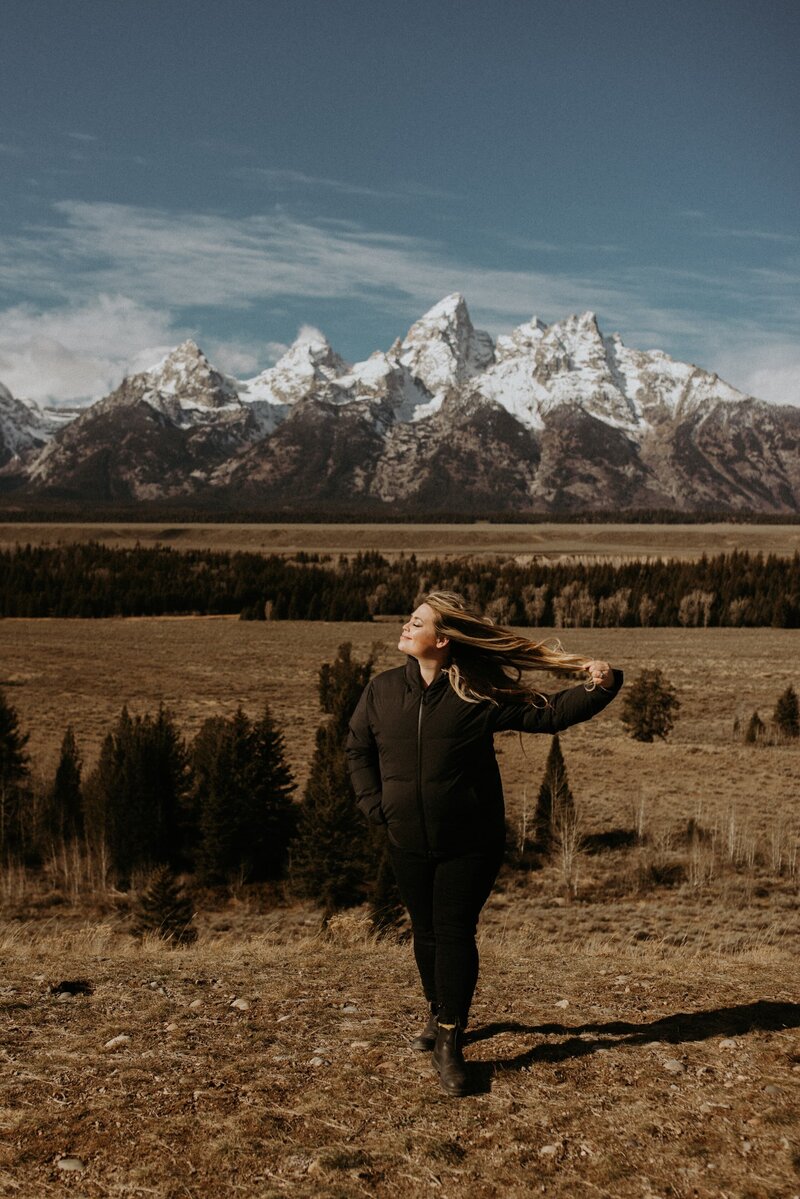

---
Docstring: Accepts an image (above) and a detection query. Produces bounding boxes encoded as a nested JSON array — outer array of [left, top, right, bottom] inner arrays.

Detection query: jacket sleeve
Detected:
[[492, 669, 623, 735], [345, 683, 386, 825]]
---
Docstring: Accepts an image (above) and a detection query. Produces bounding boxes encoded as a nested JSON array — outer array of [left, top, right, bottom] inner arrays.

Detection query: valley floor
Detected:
[[1, 519, 799, 560]]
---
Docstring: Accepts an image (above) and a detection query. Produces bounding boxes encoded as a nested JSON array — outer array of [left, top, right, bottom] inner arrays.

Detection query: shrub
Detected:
[[773, 685, 799, 740], [744, 710, 767, 744], [131, 865, 197, 945], [620, 668, 680, 742]]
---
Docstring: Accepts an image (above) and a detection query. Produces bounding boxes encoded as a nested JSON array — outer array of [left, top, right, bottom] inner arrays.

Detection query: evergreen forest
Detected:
[[1, 543, 799, 626]]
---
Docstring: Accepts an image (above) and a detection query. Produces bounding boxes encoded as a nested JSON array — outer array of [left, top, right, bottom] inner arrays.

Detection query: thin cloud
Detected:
[[241, 167, 459, 202], [244, 168, 406, 199], [492, 232, 624, 255], [705, 226, 800, 245], [679, 209, 800, 245], [1, 199, 796, 405], [7, 200, 640, 323]]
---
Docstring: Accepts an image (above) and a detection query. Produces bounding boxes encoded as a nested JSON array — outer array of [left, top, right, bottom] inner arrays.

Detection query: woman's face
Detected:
[[398, 603, 449, 659]]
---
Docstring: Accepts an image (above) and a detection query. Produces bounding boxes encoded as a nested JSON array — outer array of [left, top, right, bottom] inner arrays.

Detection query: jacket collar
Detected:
[[404, 655, 450, 696]]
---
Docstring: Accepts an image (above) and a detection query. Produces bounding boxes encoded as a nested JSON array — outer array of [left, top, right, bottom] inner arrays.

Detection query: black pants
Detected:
[[388, 842, 504, 1027]]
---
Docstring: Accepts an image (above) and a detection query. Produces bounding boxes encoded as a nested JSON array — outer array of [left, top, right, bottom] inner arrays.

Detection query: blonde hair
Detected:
[[423, 590, 592, 705]]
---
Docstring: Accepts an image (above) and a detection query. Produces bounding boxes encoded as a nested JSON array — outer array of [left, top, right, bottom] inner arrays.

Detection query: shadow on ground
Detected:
[[462, 1000, 800, 1094]]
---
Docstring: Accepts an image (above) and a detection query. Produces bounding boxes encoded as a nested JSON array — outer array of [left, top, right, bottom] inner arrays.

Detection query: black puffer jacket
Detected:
[[346, 657, 623, 856]]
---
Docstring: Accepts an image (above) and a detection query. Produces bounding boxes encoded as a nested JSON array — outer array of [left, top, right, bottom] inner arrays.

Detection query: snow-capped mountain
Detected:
[[397, 292, 495, 397], [25, 341, 261, 501], [0, 383, 72, 471], [6, 295, 800, 512], [237, 327, 351, 433]]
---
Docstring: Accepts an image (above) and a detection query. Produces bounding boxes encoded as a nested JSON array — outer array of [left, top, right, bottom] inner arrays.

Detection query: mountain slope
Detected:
[[26, 342, 260, 501]]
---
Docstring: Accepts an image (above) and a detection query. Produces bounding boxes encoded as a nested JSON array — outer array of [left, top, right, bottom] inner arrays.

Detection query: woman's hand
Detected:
[[585, 659, 614, 690]]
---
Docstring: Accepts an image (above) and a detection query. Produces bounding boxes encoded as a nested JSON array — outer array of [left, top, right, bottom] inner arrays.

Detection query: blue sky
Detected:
[[1, 0, 798, 406]]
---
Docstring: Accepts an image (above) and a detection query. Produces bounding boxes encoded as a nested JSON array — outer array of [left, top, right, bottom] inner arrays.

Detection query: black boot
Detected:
[[411, 1002, 439, 1051], [432, 1022, 470, 1096]]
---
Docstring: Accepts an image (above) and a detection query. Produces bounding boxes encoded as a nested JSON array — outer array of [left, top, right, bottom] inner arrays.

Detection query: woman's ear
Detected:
[[435, 635, 450, 650]]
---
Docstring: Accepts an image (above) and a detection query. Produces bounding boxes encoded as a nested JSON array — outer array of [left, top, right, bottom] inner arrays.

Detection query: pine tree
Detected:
[[131, 865, 197, 945], [50, 726, 83, 844], [83, 706, 190, 883], [191, 705, 295, 884], [773, 685, 800, 740], [534, 735, 574, 854], [191, 712, 242, 883], [620, 668, 681, 742], [0, 688, 31, 857], [247, 703, 296, 878], [291, 643, 378, 919]]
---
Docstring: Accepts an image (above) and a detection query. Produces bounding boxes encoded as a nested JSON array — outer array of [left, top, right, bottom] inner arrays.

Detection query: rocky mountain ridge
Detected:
[[2, 294, 798, 512]]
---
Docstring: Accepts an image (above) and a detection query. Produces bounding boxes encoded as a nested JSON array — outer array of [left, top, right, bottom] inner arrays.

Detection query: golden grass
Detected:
[[1, 619, 796, 810], [1, 519, 800, 559], [1, 927, 798, 1198], [2, 617, 798, 950]]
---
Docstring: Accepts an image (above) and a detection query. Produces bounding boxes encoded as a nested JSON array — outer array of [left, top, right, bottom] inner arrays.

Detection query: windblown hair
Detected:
[[423, 590, 592, 705]]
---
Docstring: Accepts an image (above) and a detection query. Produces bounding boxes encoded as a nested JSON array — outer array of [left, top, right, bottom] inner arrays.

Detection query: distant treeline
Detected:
[[1, 543, 799, 626], [1, 503, 799, 524]]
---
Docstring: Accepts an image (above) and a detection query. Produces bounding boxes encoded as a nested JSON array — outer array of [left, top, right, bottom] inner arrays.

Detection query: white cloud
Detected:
[[0, 295, 181, 405], [711, 339, 800, 407], [264, 340, 291, 364], [201, 337, 262, 377]]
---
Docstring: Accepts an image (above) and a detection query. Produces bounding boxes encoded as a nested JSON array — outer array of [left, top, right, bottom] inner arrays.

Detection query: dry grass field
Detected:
[[1, 607, 799, 1197], [1, 520, 800, 560]]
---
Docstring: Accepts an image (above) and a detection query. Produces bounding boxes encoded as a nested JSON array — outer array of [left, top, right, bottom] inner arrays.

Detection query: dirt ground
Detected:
[[1, 927, 798, 1199]]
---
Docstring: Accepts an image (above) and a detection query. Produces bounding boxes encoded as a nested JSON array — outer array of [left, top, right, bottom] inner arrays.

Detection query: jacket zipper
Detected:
[[416, 694, 432, 854]]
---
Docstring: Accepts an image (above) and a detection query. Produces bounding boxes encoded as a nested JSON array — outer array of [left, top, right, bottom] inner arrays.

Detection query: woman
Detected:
[[346, 591, 622, 1096]]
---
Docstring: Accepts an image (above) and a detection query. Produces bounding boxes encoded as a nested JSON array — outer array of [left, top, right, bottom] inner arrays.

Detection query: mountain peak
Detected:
[[147, 340, 238, 409], [551, 311, 601, 337], [399, 294, 494, 393], [419, 292, 469, 321], [149, 339, 209, 380], [1, 381, 62, 467], [237, 326, 349, 412], [272, 327, 348, 380]]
